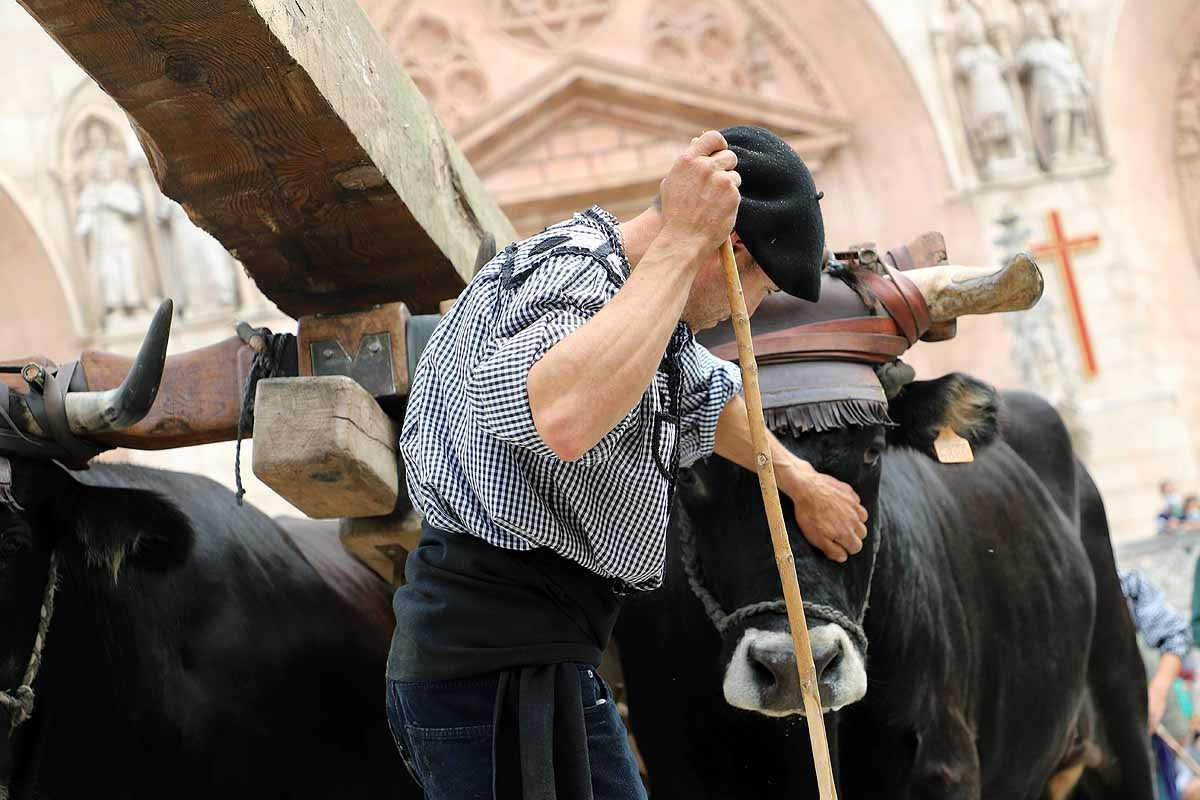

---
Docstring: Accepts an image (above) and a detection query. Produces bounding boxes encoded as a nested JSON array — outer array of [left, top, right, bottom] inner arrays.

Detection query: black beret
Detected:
[[721, 125, 825, 302]]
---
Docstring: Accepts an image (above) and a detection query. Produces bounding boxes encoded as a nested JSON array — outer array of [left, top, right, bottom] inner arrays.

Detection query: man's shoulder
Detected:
[[495, 207, 626, 293], [515, 208, 619, 263]]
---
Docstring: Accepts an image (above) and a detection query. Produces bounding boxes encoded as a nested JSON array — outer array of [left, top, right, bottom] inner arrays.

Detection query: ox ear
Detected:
[[887, 373, 999, 458], [60, 480, 195, 582]]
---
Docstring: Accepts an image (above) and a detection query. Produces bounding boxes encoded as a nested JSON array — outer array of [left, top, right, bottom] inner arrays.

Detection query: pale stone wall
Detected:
[[868, 0, 1200, 542], [1, 0, 1198, 542], [0, 3, 298, 516]]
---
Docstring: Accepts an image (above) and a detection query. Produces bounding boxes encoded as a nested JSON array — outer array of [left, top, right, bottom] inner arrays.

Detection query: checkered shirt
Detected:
[[1119, 568, 1193, 661], [399, 207, 742, 590]]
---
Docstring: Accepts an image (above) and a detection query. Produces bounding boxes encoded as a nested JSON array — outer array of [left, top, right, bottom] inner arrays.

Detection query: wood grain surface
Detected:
[[18, 0, 516, 316]]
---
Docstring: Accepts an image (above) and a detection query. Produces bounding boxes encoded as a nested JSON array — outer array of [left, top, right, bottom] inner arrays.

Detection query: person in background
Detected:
[[1124, 569, 1193, 732], [1161, 480, 1186, 534], [1183, 496, 1200, 533], [1122, 568, 1194, 800]]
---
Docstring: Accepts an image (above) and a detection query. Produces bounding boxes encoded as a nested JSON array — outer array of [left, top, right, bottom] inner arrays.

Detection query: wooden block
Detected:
[[297, 303, 411, 406], [252, 376, 398, 519], [339, 507, 423, 585]]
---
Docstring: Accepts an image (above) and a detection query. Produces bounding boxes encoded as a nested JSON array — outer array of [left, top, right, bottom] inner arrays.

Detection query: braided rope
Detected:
[[677, 520, 872, 655], [0, 551, 59, 734], [234, 330, 294, 504]]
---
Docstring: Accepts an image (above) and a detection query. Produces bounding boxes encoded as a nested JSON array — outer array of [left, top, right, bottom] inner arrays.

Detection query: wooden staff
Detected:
[[1157, 725, 1200, 776], [719, 238, 838, 800]]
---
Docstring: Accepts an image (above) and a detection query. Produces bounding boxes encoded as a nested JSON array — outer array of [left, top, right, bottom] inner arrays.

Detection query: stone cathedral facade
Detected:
[[0, 0, 1196, 541]]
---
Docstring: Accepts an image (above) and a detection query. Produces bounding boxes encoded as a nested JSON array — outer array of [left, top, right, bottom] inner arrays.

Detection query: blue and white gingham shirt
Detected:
[[1119, 569, 1193, 661], [399, 207, 742, 590]]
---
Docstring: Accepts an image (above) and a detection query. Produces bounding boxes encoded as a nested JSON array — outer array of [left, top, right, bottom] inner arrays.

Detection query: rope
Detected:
[[0, 551, 59, 735], [234, 330, 295, 505], [677, 517, 872, 655]]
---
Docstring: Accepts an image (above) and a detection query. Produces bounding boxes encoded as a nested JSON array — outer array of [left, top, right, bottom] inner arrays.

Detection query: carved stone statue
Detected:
[[950, 0, 1022, 175], [74, 122, 148, 321], [1015, 3, 1092, 169], [158, 197, 238, 317]]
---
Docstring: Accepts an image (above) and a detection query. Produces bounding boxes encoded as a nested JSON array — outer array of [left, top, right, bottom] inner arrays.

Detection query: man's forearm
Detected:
[[714, 393, 869, 562], [714, 394, 816, 487], [528, 230, 704, 460], [1152, 652, 1184, 691]]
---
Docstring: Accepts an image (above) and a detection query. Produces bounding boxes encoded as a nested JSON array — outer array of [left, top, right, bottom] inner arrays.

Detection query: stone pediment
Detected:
[[458, 54, 850, 232]]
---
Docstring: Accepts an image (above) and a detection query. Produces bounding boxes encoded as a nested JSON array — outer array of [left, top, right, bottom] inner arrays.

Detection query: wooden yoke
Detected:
[[46, 336, 257, 451], [0, 341, 254, 451]]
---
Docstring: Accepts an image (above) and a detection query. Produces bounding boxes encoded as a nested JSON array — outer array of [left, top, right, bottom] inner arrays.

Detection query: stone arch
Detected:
[[0, 170, 83, 362], [793, 1, 999, 380], [1103, 0, 1200, 481], [775, 1, 977, 253]]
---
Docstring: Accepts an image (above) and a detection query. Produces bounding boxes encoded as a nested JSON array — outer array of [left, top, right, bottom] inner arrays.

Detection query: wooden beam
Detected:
[[339, 508, 422, 586], [18, 0, 515, 316]]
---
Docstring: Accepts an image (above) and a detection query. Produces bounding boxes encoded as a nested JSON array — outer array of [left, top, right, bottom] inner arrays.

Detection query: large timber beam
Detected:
[[18, 0, 516, 316]]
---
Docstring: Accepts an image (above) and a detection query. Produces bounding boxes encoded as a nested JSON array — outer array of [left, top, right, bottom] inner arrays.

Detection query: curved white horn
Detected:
[[64, 299, 173, 434], [903, 253, 1044, 322]]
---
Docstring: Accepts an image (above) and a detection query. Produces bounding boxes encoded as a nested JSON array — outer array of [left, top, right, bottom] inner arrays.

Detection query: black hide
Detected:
[[615, 386, 1152, 800], [0, 463, 417, 800]]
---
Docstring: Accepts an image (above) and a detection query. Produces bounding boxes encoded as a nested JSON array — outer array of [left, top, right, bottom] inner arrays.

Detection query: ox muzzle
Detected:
[[723, 621, 867, 717]]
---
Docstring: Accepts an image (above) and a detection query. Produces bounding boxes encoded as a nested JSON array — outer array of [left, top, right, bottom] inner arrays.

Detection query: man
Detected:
[[1120, 568, 1194, 800], [1160, 480, 1185, 534], [386, 127, 868, 799]]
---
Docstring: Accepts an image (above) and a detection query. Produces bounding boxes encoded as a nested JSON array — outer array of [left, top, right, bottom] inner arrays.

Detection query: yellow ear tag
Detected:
[[934, 427, 974, 464]]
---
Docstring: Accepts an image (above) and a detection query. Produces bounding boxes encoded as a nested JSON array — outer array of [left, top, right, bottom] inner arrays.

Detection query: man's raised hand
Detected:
[[658, 130, 741, 256]]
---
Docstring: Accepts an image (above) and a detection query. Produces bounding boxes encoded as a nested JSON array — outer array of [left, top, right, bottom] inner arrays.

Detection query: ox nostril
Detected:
[[747, 639, 792, 689], [812, 638, 843, 682], [749, 655, 776, 692]]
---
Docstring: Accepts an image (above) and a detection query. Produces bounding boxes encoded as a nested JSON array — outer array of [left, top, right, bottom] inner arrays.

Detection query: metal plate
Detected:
[[309, 332, 396, 398]]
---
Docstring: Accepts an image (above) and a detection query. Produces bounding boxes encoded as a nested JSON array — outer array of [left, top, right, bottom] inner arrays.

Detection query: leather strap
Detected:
[[853, 266, 932, 346], [42, 363, 101, 468], [710, 324, 910, 365], [706, 265, 934, 367]]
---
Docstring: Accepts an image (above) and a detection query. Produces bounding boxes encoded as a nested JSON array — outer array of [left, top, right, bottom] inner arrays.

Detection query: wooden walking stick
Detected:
[[719, 238, 839, 800], [1157, 725, 1200, 776]]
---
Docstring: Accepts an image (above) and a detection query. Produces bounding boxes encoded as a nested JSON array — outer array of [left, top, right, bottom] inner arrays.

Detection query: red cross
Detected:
[[1030, 210, 1101, 377]]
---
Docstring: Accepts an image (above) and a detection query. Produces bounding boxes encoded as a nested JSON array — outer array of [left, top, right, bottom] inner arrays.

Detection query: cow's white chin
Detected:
[[722, 624, 867, 717]]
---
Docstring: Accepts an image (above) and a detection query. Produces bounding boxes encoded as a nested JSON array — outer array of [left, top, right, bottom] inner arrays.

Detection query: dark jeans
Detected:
[[386, 665, 647, 800]]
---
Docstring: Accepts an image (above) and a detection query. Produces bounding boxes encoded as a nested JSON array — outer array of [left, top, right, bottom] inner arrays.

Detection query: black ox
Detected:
[[616, 285, 1151, 798], [0, 306, 419, 799], [0, 461, 421, 799]]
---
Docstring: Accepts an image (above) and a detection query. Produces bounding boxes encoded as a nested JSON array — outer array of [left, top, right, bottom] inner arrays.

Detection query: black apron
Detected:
[[388, 522, 625, 799]]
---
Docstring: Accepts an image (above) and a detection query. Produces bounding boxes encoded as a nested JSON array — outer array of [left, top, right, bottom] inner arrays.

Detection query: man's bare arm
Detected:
[[714, 394, 869, 562], [528, 131, 740, 460]]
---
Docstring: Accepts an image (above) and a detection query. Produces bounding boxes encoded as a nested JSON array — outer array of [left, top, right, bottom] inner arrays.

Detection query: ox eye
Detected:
[[0, 534, 27, 559], [863, 447, 881, 467]]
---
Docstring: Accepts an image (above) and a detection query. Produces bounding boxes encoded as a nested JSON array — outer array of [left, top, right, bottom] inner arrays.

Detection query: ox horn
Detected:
[[903, 253, 1044, 322], [63, 299, 173, 434]]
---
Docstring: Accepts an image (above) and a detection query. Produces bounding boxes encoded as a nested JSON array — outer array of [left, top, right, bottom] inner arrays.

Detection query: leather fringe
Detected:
[[764, 399, 895, 437]]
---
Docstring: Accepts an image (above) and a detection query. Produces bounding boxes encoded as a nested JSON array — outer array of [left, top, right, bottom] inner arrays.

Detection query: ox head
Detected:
[[0, 458, 196, 791], [0, 304, 179, 794], [685, 254, 1036, 718]]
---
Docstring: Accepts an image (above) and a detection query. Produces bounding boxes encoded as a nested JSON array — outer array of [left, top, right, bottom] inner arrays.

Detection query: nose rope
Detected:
[[677, 520, 873, 655], [0, 550, 60, 735]]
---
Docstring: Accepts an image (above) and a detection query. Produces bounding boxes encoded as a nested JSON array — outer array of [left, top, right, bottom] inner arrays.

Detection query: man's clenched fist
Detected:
[[658, 130, 742, 256]]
